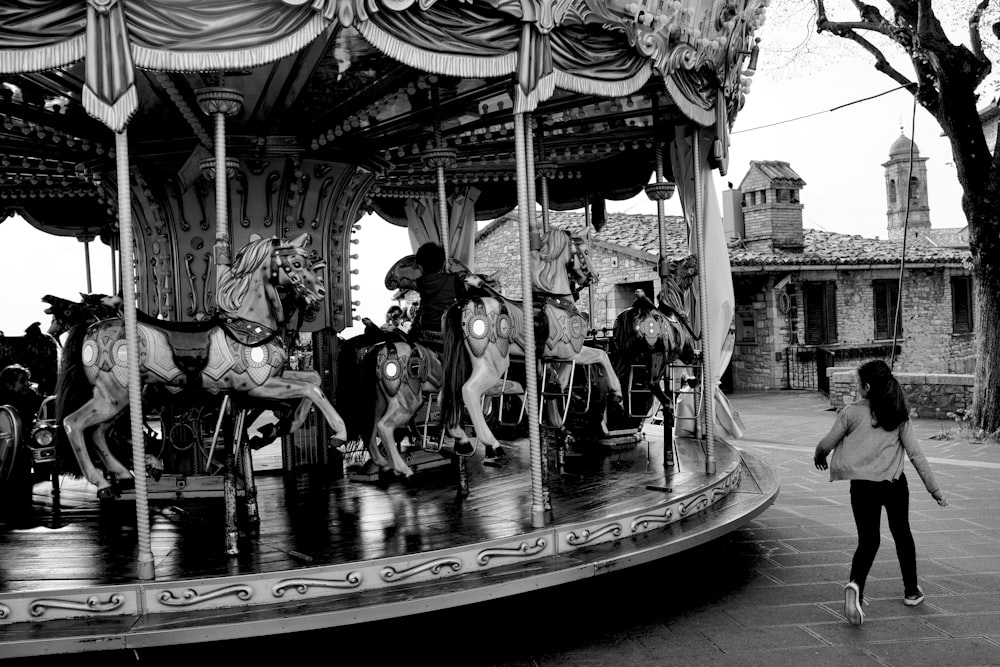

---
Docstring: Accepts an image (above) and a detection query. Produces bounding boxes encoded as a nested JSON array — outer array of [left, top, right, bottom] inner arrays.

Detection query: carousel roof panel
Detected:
[[0, 0, 768, 238]]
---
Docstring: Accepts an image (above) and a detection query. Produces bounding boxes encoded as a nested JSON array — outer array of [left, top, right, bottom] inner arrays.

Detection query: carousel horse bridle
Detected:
[[271, 240, 326, 308], [567, 233, 595, 289]]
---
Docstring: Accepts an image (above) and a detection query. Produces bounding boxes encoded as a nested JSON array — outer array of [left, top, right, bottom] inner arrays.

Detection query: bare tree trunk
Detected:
[[972, 256, 1000, 435]]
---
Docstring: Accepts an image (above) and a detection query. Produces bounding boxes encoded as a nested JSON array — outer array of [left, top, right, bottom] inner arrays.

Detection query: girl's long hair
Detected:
[[858, 359, 909, 431]]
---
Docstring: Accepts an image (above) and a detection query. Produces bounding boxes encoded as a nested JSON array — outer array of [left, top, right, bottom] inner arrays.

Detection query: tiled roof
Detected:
[[478, 210, 970, 268], [740, 160, 806, 189], [921, 227, 969, 248]]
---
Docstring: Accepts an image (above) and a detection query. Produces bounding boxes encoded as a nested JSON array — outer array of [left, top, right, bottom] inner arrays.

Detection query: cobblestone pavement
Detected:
[[470, 390, 1000, 667], [14, 390, 999, 666]]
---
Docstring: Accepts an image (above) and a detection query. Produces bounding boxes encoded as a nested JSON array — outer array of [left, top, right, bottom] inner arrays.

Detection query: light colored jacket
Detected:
[[816, 400, 940, 495]]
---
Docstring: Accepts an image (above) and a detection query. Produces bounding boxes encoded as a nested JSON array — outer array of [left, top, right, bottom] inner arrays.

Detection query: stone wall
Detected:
[[804, 267, 971, 375], [475, 219, 658, 331], [828, 369, 974, 419], [731, 275, 780, 390]]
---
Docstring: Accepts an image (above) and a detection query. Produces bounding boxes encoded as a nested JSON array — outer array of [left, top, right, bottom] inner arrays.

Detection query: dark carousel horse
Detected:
[[610, 254, 699, 425], [56, 234, 346, 498]]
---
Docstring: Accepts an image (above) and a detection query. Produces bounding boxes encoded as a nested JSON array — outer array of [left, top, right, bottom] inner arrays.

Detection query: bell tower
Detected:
[[883, 131, 931, 243]]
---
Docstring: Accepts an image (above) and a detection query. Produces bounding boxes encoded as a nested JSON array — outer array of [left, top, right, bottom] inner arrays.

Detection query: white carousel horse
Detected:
[[440, 227, 623, 453], [56, 234, 348, 497]]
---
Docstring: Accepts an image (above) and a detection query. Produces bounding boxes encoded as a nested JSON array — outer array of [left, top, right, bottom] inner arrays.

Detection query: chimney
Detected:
[[722, 185, 745, 241], [738, 160, 805, 252]]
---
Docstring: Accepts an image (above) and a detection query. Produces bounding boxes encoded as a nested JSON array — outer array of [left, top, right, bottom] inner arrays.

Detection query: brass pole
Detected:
[[115, 130, 155, 580], [83, 236, 93, 293], [693, 130, 716, 474], [515, 113, 545, 527]]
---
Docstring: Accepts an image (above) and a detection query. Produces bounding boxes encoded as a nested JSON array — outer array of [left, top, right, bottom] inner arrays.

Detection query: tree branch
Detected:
[[815, 16, 916, 90], [969, 0, 990, 62]]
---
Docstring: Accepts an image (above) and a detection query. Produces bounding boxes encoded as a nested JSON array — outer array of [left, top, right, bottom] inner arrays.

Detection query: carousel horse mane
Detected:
[[658, 254, 698, 328], [216, 237, 277, 315], [531, 229, 574, 295]]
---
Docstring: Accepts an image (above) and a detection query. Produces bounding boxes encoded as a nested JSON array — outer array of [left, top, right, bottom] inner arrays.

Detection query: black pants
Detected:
[[849, 473, 918, 598]]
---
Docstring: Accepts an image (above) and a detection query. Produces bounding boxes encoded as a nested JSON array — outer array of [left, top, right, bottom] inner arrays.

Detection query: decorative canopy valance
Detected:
[[0, 0, 766, 137]]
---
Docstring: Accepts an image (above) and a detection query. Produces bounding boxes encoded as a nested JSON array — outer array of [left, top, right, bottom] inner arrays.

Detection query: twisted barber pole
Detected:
[[197, 85, 243, 554], [114, 130, 154, 580], [514, 112, 546, 528], [693, 130, 716, 474], [427, 81, 456, 263]]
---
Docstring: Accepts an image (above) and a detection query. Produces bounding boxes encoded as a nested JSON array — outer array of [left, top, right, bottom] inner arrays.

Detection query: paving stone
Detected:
[[806, 617, 950, 645], [723, 602, 842, 626], [924, 613, 1000, 637], [698, 645, 883, 667], [864, 637, 1000, 666], [700, 625, 826, 652]]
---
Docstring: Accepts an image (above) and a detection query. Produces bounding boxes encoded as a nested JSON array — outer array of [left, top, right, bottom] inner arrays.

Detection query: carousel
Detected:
[[0, 0, 778, 657]]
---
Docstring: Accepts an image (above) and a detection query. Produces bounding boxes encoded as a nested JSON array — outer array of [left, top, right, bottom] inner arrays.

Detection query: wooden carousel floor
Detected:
[[0, 429, 779, 657], [1, 432, 717, 591]]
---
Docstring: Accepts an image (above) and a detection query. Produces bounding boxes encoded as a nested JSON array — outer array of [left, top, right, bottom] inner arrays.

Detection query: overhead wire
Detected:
[[732, 83, 916, 134]]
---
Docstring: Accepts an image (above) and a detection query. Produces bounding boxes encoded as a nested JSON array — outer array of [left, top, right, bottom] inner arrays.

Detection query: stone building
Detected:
[[474, 136, 974, 393]]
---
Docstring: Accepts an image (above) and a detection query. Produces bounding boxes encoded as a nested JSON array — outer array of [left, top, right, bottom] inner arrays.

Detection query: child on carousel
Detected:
[[408, 242, 482, 350]]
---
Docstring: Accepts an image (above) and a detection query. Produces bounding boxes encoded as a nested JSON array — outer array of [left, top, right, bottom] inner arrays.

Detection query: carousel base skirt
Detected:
[[0, 433, 778, 657]]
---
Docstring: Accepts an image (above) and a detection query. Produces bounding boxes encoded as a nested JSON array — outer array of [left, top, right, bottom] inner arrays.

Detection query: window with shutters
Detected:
[[952, 276, 974, 334], [803, 281, 837, 345], [736, 306, 756, 343], [873, 279, 902, 340]]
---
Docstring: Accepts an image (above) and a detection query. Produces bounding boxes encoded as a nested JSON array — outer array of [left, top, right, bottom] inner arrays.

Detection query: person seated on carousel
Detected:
[[408, 242, 483, 351], [0, 364, 43, 432], [381, 305, 406, 334], [0, 364, 43, 523]]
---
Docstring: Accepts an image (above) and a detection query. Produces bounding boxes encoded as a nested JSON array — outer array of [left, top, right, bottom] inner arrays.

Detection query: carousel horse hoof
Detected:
[[97, 485, 121, 500], [484, 445, 506, 460], [330, 437, 348, 452], [146, 464, 163, 482], [454, 441, 476, 457]]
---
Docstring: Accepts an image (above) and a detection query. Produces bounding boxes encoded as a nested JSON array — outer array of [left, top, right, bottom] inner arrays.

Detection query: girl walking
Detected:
[[814, 360, 947, 627]]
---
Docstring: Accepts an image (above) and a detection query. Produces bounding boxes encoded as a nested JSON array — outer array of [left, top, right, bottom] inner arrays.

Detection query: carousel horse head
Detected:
[[567, 226, 597, 289], [217, 234, 326, 325], [533, 227, 598, 295], [269, 233, 326, 310], [42, 293, 121, 338]]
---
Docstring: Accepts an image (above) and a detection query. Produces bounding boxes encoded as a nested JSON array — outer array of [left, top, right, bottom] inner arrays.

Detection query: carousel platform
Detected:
[[0, 431, 778, 658]]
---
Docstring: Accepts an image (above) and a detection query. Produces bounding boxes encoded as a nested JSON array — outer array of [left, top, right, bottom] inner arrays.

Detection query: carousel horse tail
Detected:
[[53, 322, 92, 478], [441, 300, 470, 430], [334, 339, 363, 440], [352, 344, 383, 444]]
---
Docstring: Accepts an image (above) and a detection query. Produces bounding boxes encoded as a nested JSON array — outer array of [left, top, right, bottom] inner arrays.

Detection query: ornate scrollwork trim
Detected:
[[272, 571, 363, 597], [476, 538, 547, 565], [630, 508, 674, 532], [381, 557, 462, 582], [566, 523, 623, 546], [679, 494, 711, 516], [29, 594, 125, 618], [158, 584, 253, 607], [0, 603, 10, 619]]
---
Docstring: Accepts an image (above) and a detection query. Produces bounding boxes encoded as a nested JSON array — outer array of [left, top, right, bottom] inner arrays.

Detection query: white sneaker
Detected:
[[844, 582, 865, 626], [904, 586, 925, 606]]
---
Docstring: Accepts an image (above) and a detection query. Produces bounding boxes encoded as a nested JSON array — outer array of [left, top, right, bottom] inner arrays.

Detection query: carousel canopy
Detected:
[[0, 0, 766, 240]]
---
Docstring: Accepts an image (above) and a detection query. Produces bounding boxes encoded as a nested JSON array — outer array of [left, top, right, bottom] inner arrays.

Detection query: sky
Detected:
[[0, 6, 977, 337]]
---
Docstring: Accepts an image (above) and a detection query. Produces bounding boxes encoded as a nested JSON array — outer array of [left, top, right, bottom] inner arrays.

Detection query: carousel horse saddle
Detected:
[[485, 379, 524, 396], [137, 311, 221, 378]]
